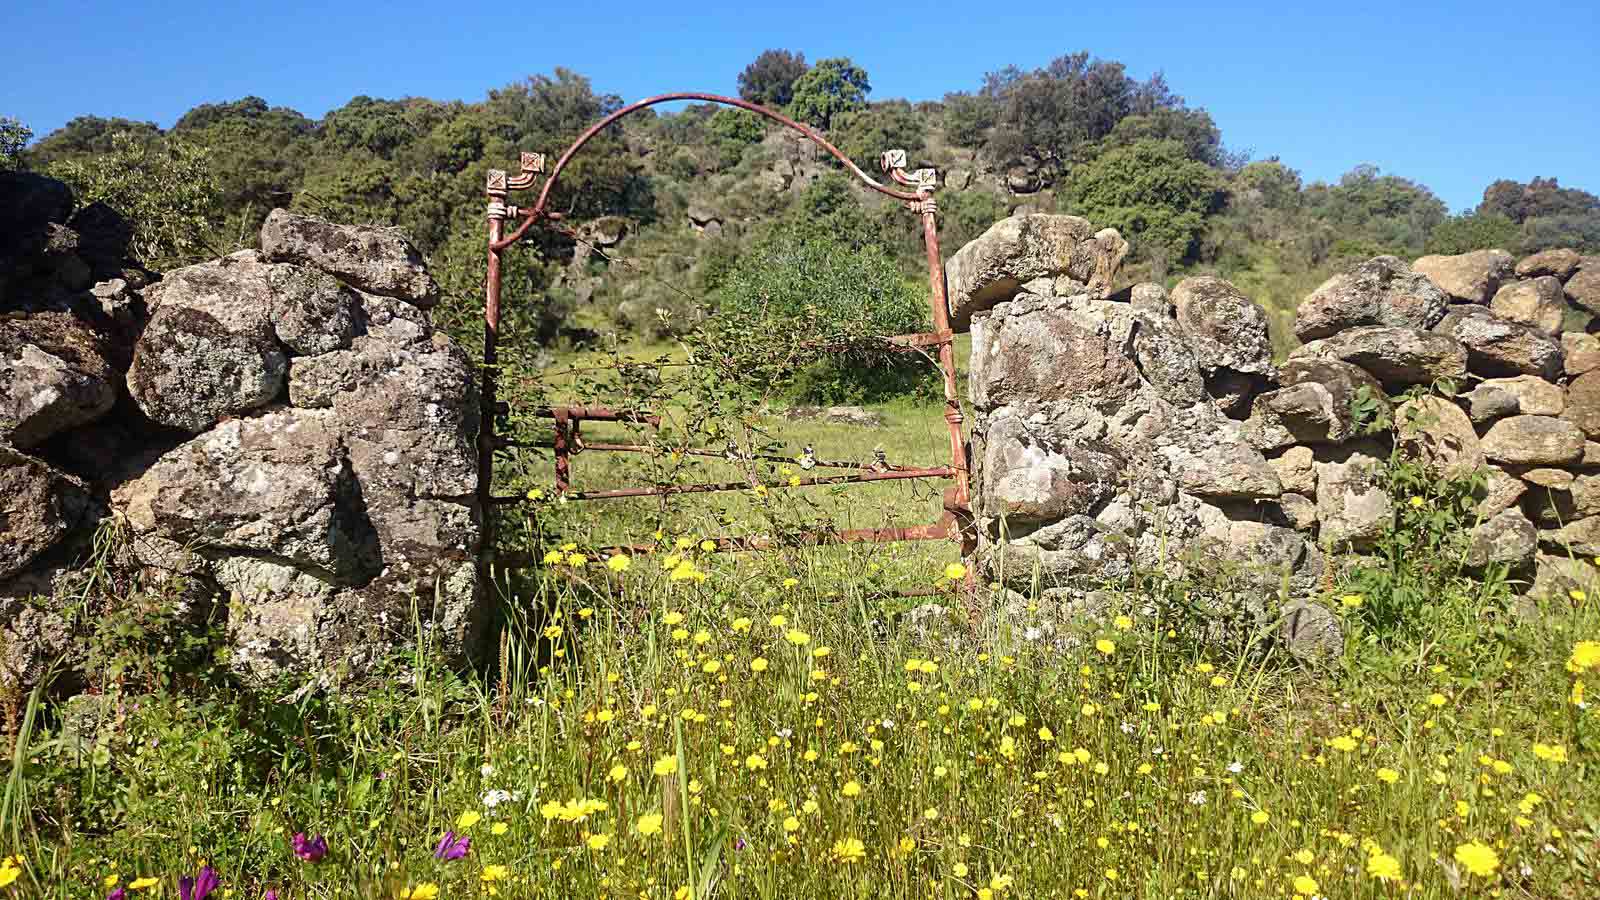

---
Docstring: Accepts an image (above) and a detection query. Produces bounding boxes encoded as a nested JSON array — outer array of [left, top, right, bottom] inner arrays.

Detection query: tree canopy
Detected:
[[787, 58, 871, 129], [737, 50, 808, 108]]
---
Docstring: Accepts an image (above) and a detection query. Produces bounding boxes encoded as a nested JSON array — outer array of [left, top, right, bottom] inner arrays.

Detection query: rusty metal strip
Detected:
[[885, 330, 955, 349], [493, 519, 956, 568], [490, 465, 954, 505], [498, 438, 930, 472], [530, 405, 662, 426]]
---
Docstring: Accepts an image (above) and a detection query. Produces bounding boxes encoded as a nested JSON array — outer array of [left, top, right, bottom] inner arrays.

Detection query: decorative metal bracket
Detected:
[[488, 153, 546, 220], [880, 149, 939, 214], [508, 152, 546, 191]]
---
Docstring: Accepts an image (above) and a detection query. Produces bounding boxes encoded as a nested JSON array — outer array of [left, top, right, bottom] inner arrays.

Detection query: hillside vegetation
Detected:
[[7, 50, 1599, 372]]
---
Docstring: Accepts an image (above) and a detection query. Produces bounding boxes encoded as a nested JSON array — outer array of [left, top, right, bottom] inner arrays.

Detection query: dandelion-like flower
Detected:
[[1454, 841, 1500, 878], [1568, 640, 1600, 673], [1366, 852, 1402, 881], [830, 837, 866, 863]]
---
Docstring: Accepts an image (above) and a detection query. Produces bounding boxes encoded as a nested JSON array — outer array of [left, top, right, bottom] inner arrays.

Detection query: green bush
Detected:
[[1062, 139, 1221, 263], [699, 224, 930, 402], [45, 132, 222, 269]]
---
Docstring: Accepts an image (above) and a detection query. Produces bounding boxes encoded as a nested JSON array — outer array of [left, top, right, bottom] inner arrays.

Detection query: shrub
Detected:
[[699, 224, 930, 402]]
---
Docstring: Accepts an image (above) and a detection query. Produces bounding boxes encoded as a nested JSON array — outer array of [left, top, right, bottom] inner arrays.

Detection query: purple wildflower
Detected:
[[734, 836, 747, 851], [292, 831, 328, 862], [264, 892, 279, 900], [178, 866, 219, 900], [433, 830, 471, 860], [108, 890, 126, 900]]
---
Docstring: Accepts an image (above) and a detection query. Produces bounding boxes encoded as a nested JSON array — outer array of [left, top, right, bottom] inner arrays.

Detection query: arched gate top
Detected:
[[489, 92, 937, 250]]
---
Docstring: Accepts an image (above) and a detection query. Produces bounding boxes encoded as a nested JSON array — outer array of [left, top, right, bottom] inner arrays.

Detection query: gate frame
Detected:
[[479, 93, 973, 573]]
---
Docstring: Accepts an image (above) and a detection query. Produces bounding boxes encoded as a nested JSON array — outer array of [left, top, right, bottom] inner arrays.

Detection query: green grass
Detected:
[[8, 547, 1598, 899]]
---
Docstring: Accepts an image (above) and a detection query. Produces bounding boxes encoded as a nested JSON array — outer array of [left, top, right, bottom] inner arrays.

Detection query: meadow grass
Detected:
[[11, 542, 1598, 899], [3, 352, 1599, 899]]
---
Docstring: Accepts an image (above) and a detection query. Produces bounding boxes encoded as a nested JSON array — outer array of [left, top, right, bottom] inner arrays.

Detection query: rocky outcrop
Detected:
[[261, 209, 439, 308], [1412, 249, 1514, 303], [945, 214, 1129, 330], [1294, 256, 1449, 342], [1435, 306, 1562, 380], [961, 234, 1600, 639], [1, 196, 484, 693], [1, 312, 118, 448]]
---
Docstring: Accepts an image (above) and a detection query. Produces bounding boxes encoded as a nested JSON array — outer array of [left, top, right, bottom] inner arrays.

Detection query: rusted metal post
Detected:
[[919, 201, 969, 509], [552, 409, 572, 494], [480, 170, 508, 558]]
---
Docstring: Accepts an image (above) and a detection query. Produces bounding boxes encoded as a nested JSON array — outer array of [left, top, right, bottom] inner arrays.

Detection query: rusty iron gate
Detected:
[[477, 93, 973, 581]]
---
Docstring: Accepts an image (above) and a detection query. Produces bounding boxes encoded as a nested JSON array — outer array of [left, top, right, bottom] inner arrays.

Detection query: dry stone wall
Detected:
[[954, 213, 1600, 654], [1, 174, 486, 692]]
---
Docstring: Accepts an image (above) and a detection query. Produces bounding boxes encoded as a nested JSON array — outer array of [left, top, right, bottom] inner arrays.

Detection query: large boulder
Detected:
[[127, 252, 362, 432], [1, 312, 117, 448], [1434, 305, 1562, 380], [1, 444, 92, 581], [0, 171, 76, 302], [1413, 249, 1514, 303], [1541, 517, 1600, 556], [1561, 370, 1600, 439], [1244, 357, 1387, 449], [1480, 375, 1565, 417], [1269, 445, 1317, 494], [1516, 248, 1581, 281], [1293, 255, 1449, 342], [115, 409, 378, 580], [1461, 383, 1520, 425], [1563, 332, 1600, 377], [1563, 264, 1600, 314], [978, 414, 1118, 524], [1481, 415, 1585, 466], [945, 214, 1127, 330], [969, 294, 1143, 411], [1466, 507, 1537, 568], [1315, 444, 1392, 549], [1289, 326, 1466, 388], [261, 209, 439, 308], [1170, 276, 1273, 375], [1394, 396, 1484, 479], [127, 253, 289, 432], [1489, 276, 1567, 336]]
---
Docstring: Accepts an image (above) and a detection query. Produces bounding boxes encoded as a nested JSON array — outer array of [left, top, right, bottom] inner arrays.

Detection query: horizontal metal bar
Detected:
[[489, 466, 954, 505], [491, 520, 957, 568], [886, 330, 954, 349], [498, 438, 931, 473], [529, 405, 661, 426]]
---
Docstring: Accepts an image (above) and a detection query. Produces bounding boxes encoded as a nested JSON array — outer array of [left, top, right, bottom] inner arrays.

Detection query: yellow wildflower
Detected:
[[831, 837, 866, 863], [1453, 841, 1500, 878]]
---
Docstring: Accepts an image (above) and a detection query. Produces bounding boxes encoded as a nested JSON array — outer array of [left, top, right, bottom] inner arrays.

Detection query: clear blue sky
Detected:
[[4, 0, 1596, 212]]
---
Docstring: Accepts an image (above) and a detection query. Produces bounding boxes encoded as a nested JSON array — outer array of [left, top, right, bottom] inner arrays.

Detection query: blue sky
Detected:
[[4, 0, 1596, 212]]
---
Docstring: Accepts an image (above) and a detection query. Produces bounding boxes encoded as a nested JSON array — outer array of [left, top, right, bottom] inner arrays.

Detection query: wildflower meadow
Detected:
[[5, 500, 1599, 899]]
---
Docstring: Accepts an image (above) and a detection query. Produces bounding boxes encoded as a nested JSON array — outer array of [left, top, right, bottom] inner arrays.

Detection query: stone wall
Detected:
[[1, 172, 486, 691], [955, 214, 1599, 653]]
